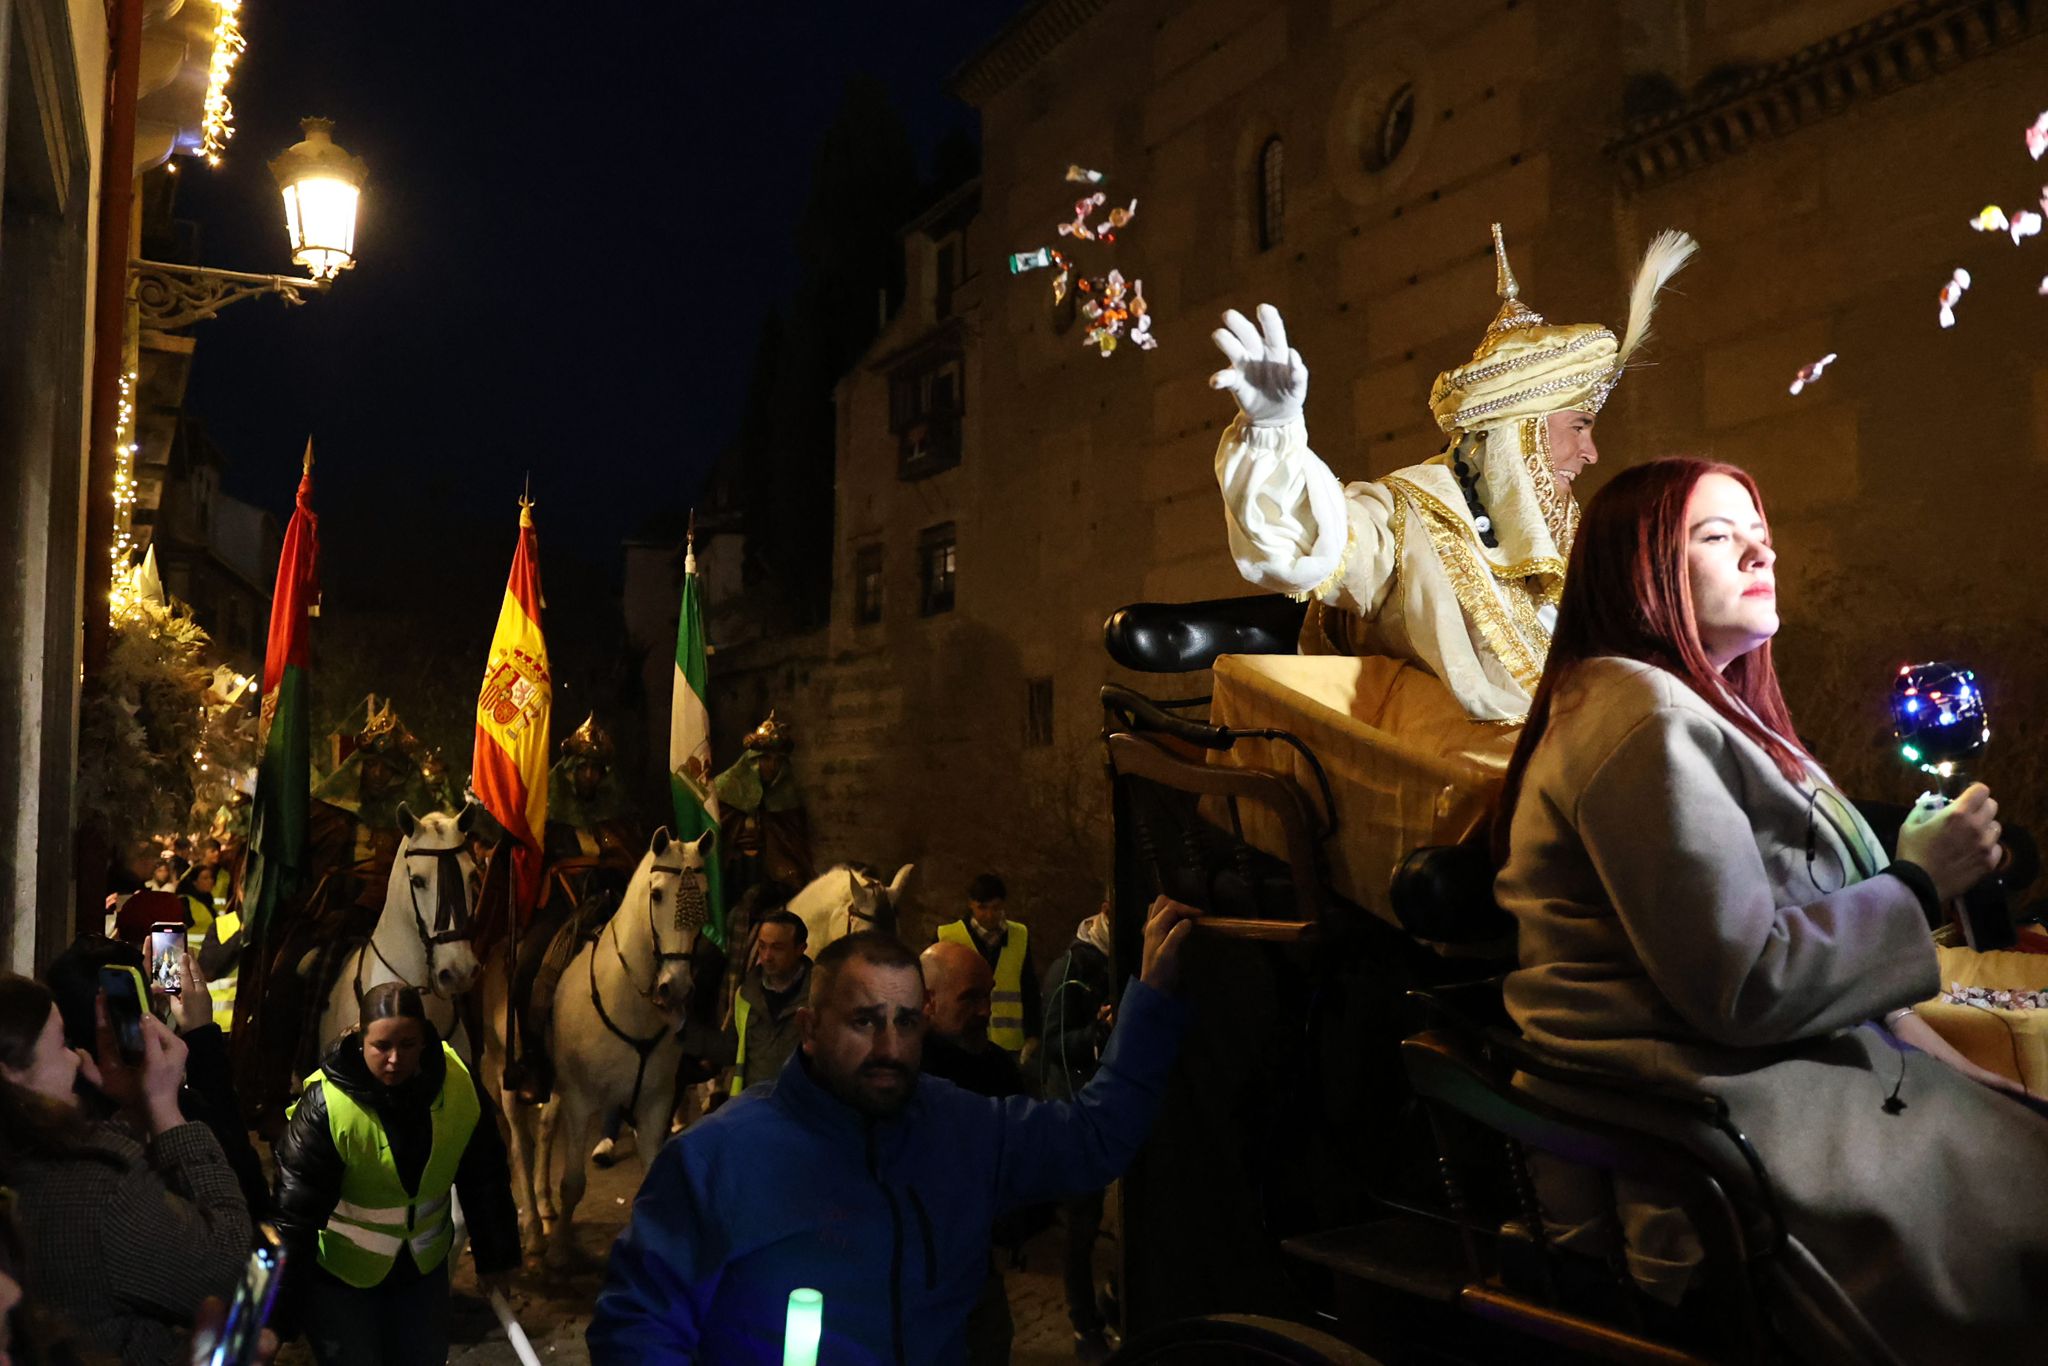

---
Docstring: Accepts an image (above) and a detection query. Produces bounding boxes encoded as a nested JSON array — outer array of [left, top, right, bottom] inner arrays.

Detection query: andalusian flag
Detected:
[[235, 443, 319, 1040], [472, 498, 551, 927], [669, 531, 725, 945]]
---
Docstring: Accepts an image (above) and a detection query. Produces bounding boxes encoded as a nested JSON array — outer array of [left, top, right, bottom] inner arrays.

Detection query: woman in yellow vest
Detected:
[[272, 982, 520, 1364]]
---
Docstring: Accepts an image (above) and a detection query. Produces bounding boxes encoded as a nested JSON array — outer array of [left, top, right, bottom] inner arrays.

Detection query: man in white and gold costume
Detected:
[[1199, 224, 1695, 918], [1211, 224, 1697, 722]]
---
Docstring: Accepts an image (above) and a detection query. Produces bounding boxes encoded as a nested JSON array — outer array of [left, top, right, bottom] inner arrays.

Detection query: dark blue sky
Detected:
[[176, 1, 1019, 604]]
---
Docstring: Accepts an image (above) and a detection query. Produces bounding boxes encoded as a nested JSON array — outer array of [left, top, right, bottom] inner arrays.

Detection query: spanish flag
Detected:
[[472, 497, 551, 927]]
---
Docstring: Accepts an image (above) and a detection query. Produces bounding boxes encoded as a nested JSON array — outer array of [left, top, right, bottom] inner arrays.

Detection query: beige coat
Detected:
[[1498, 656, 2048, 1362]]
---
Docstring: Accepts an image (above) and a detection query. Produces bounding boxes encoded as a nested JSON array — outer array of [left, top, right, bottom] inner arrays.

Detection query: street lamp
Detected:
[[271, 117, 367, 280], [131, 117, 368, 329]]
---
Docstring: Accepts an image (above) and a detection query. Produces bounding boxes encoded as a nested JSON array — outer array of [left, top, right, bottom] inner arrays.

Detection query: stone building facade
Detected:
[[636, 0, 2048, 946]]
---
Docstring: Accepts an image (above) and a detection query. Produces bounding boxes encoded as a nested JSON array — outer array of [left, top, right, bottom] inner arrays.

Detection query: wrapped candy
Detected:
[[1097, 199, 1139, 242], [1943, 982, 2048, 1010], [1022, 164, 1160, 357], [2011, 209, 2043, 244], [1970, 204, 2010, 233], [1787, 352, 1838, 396], [2039, 274, 2048, 297], [1128, 278, 1157, 351], [1938, 267, 1971, 329], [2028, 110, 2048, 161], [1058, 192, 1108, 240]]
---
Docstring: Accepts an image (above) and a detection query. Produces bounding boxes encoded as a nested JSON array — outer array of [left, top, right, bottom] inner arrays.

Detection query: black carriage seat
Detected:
[[1104, 595, 1310, 674], [1388, 1018, 1896, 1366], [1389, 842, 1515, 947]]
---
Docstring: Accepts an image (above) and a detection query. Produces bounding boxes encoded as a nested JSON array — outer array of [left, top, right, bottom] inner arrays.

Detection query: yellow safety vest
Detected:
[[937, 920, 1029, 1053], [193, 911, 241, 1033], [290, 1043, 481, 1288], [729, 994, 752, 1097]]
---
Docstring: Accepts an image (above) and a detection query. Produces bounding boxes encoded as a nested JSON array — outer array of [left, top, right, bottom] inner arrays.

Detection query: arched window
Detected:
[[1365, 83, 1415, 172], [1256, 136, 1284, 251]]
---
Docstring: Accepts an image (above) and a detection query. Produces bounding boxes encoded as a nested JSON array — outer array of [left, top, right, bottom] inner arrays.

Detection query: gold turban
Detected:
[[1428, 224, 1698, 435]]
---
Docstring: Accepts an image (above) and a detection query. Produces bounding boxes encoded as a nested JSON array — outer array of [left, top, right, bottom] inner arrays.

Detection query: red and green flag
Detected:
[[472, 497, 551, 929], [234, 443, 319, 1043], [243, 445, 319, 937]]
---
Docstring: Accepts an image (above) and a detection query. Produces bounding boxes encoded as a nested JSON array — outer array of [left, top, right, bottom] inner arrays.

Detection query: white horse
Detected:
[[787, 862, 915, 956], [481, 827, 715, 1266], [318, 803, 483, 1058]]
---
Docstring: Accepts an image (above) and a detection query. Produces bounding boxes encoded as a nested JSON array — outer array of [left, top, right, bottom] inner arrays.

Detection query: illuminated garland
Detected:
[[199, 0, 245, 166], [108, 369, 142, 622]]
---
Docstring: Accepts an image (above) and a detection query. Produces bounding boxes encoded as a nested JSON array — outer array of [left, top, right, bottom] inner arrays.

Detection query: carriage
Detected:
[[1093, 594, 2029, 1366]]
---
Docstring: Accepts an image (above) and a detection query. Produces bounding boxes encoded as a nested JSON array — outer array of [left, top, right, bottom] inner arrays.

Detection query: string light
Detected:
[[199, 0, 245, 166], [108, 370, 142, 623]]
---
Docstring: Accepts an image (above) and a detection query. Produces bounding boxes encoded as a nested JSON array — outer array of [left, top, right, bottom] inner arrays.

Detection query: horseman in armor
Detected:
[[712, 711, 814, 907]]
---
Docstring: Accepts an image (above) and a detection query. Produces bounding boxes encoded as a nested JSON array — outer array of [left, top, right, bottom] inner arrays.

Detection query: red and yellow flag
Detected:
[[472, 497, 551, 926]]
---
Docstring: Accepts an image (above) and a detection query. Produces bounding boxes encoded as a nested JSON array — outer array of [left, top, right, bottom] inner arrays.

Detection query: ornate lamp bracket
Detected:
[[131, 258, 331, 330]]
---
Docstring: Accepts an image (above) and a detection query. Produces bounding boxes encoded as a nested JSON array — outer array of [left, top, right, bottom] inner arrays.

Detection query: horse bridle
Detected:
[[605, 857, 706, 1004], [845, 875, 890, 927], [362, 837, 475, 999], [405, 840, 476, 948], [589, 856, 707, 1115]]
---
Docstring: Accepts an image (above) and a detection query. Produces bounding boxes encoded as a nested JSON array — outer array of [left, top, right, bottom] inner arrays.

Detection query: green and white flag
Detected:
[[669, 532, 726, 946]]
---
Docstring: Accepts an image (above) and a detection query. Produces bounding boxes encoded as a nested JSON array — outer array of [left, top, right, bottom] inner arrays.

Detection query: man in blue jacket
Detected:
[[588, 896, 1200, 1364]]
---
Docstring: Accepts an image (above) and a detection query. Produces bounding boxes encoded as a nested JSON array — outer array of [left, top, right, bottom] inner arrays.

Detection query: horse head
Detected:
[[628, 826, 717, 1023], [393, 802, 482, 999], [844, 862, 915, 937]]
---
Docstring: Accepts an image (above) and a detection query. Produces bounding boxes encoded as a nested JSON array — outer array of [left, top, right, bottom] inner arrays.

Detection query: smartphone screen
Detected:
[[98, 966, 147, 1065], [148, 926, 183, 995], [208, 1224, 285, 1366]]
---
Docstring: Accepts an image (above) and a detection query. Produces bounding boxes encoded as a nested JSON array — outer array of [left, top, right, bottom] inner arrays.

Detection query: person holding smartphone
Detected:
[[0, 974, 251, 1365], [271, 982, 520, 1365], [43, 934, 270, 1220]]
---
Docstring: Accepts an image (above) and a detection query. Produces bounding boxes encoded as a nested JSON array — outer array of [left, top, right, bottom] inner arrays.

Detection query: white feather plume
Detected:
[[1613, 229, 1698, 368]]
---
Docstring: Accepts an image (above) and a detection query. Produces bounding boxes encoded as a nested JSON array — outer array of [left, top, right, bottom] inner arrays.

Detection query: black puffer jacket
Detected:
[[272, 1029, 520, 1295]]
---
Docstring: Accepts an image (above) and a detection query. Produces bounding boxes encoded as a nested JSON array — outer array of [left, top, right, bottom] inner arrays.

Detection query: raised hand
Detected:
[[1209, 303, 1308, 428]]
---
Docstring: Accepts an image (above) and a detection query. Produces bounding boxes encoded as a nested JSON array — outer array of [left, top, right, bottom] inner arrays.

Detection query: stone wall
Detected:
[[682, 0, 2048, 955]]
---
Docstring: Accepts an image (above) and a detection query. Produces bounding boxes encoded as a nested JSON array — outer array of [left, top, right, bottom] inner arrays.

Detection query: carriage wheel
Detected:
[[1108, 1314, 1383, 1365]]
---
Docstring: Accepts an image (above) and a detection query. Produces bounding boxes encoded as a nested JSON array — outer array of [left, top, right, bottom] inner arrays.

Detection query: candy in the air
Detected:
[[1938, 267, 1971, 329], [2011, 209, 2044, 244], [1058, 192, 1107, 240], [2028, 111, 2048, 161], [2039, 274, 2048, 296], [1009, 248, 1055, 274], [1065, 165, 1105, 184], [1970, 205, 2011, 233], [1128, 278, 1157, 351], [1097, 199, 1138, 242], [1788, 353, 1838, 396]]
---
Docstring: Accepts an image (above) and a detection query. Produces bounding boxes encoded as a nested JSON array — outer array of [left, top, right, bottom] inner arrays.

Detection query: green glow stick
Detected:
[[783, 1287, 823, 1366]]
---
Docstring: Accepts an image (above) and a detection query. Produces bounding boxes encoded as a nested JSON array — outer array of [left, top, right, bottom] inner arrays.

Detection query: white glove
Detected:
[[1209, 304, 1308, 428]]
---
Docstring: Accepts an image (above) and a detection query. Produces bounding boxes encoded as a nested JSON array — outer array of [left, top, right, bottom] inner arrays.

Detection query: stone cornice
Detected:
[[948, 0, 1113, 106], [1607, 0, 2042, 190]]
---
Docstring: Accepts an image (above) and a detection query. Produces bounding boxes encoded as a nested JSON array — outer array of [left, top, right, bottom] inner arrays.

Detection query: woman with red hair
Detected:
[[1495, 457, 2048, 1360]]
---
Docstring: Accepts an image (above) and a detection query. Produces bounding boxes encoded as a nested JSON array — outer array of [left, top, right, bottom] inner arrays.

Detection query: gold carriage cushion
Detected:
[[1913, 940, 2048, 1095], [1203, 654, 1515, 927]]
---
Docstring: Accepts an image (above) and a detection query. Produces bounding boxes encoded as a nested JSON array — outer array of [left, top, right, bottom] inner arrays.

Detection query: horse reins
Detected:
[[588, 859, 707, 1114]]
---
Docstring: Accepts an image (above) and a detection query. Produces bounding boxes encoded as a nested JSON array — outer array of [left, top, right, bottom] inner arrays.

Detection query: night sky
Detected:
[[176, 1, 1020, 611]]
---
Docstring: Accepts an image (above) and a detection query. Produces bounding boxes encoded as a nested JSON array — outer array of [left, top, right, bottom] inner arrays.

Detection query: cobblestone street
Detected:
[[278, 1148, 1111, 1364]]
